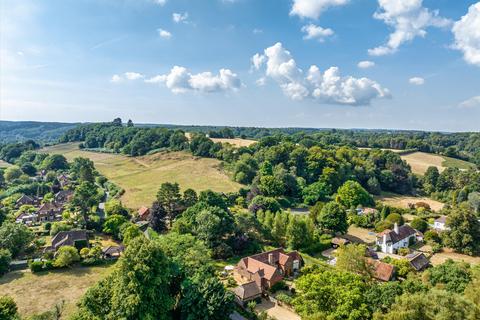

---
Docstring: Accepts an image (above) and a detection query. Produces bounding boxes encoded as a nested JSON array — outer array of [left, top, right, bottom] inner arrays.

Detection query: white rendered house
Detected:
[[376, 223, 417, 254], [433, 216, 450, 231]]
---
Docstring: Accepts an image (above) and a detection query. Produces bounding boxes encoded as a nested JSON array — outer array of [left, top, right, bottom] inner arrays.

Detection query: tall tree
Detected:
[[157, 182, 183, 228], [317, 201, 348, 234], [443, 206, 480, 255]]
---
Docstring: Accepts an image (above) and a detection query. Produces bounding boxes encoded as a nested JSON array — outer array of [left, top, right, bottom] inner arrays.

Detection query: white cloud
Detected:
[[409, 77, 425, 85], [256, 77, 267, 86], [301, 24, 334, 42], [110, 74, 123, 83], [145, 66, 242, 94], [111, 72, 144, 83], [251, 53, 266, 70], [369, 0, 451, 56], [357, 60, 375, 69], [153, 0, 166, 6], [290, 0, 349, 19], [252, 42, 390, 105], [173, 12, 189, 23], [459, 95, 480, 108], [125, 72, 144, 80], [157, 28, 172, 39], [452, 2, 480, 67]]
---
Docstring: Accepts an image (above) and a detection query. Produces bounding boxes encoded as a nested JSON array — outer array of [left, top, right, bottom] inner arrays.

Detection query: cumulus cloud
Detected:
[[290, 0, 349, 19], [145, 66, 242, 94], [153, 0, 166, 6], [357, 60, 375, 69], [251, 42, 390, 105], [452, 2, 480, 67], [409, 77, 425, 85], [157, 28, 172, 39], [173, 12, 189, 23], [111, 72, 144, 83], [459, 95, 480, 108], [369, 0, 451, 56], [301, 24, 334, 42]]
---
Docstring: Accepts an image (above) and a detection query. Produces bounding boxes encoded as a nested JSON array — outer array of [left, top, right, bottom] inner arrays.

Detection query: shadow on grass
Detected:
[[0, 270, 26, 285]]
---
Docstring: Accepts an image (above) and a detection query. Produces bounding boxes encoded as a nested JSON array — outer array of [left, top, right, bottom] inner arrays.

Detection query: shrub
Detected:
[[398, 248, 410, 256], [53, 246, 80, 268], [0, 249, 12, 276], [424, 230, 440, 243], [410, 218, 428, 233], [29, 261, 44, 273], [385, 213, 404, 225], [269, 280, 287, 293], [276, 293, 293, 305]]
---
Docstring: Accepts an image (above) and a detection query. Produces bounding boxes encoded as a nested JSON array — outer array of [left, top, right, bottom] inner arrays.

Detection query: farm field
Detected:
[[430, 249, 480, 266], [375, 192, 445, 212], [400, 151, 475, 175], [210, 137, 257, 147], [0, 159, 12, 168], [0, 264, 114, 318], [41, 143, 242, 209]]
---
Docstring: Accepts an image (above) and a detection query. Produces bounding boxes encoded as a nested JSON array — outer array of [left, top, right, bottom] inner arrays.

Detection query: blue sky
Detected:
[[1, 0, 479, 131]]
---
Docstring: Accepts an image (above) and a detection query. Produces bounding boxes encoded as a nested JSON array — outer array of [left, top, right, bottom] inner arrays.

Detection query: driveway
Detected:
[[255, 299, 301, 320]]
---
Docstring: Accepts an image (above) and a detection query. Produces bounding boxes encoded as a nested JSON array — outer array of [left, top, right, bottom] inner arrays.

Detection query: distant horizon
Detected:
[[0, 118, 475, 134]]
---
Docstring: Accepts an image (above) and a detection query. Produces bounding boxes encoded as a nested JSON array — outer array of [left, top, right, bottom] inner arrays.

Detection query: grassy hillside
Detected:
[[400, 151, 476, 175], [0, 121, 79, 143], [41, 143, 242, 209]]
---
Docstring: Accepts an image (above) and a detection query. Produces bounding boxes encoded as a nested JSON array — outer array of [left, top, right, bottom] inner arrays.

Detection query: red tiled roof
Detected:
[[138, 206, 150, 217], [369, 259, 395, 281]]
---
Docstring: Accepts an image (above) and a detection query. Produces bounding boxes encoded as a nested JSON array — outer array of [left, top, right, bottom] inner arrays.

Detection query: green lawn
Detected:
[[441, 156, 477, 170], [0, 264, 114, 318], [40, 143, 242, 209]]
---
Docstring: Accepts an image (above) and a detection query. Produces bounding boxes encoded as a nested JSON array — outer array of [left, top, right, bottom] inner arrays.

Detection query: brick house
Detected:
[[235, 248, 302, 292]]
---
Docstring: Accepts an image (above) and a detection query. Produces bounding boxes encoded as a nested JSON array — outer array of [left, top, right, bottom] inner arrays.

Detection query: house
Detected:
[[102, 245, 125, 259], [57, 174, 70, 187], [369, 259, 395, 281], [137, 206, 151, 221], [233, 281, 262, 306], [15, 212, 36, 225], [235, 248, 302, 292], [48, 230, 89, 251], [376, 223, 417, 254], [331, 236, 351, 248], [433, 216, 449, 231], [16, 195, 35, 207], [55, 190, 74, 203], [406, 252, 430, 271], [36, 202, 63, 222], [356, 207, 378, 215]]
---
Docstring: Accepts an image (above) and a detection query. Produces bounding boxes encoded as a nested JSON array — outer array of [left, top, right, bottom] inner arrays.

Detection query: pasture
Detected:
[[40, 144, 242, 209], [376, 192, 445, 212], [210, 137, 257, 147], [0, 264, 113, 318], [400, 151, 475, 175]]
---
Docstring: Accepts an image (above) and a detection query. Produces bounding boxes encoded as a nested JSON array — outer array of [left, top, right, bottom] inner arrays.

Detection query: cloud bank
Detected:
[[145, 66, 242, 93], [290, 0, 349, 19], [452, 2, 480, 67], [252, 42, 390, 106], [369, 0, 451, 56]]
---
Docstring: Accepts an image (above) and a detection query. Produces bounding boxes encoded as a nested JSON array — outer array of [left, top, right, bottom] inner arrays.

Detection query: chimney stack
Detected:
[[394, 223, 399, 234], [268, 253, 274, 265]]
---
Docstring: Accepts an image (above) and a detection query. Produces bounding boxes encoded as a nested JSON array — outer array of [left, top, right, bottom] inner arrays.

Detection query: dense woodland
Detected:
[[0, 119, 479, 319]]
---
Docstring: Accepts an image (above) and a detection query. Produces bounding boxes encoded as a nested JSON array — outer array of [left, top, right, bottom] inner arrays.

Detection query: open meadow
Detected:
[[210, 137, 257, 147], [375, 192, 445, 212], [400, 151, 475, 175], [41, 143, 242, 209], [0, 264, 114, 318]]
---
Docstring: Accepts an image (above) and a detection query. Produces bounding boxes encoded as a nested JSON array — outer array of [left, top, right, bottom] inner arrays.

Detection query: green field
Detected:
[[441, 156, 476, 171], [0, 264, 113, 318], [41, 143, 242, 209]]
